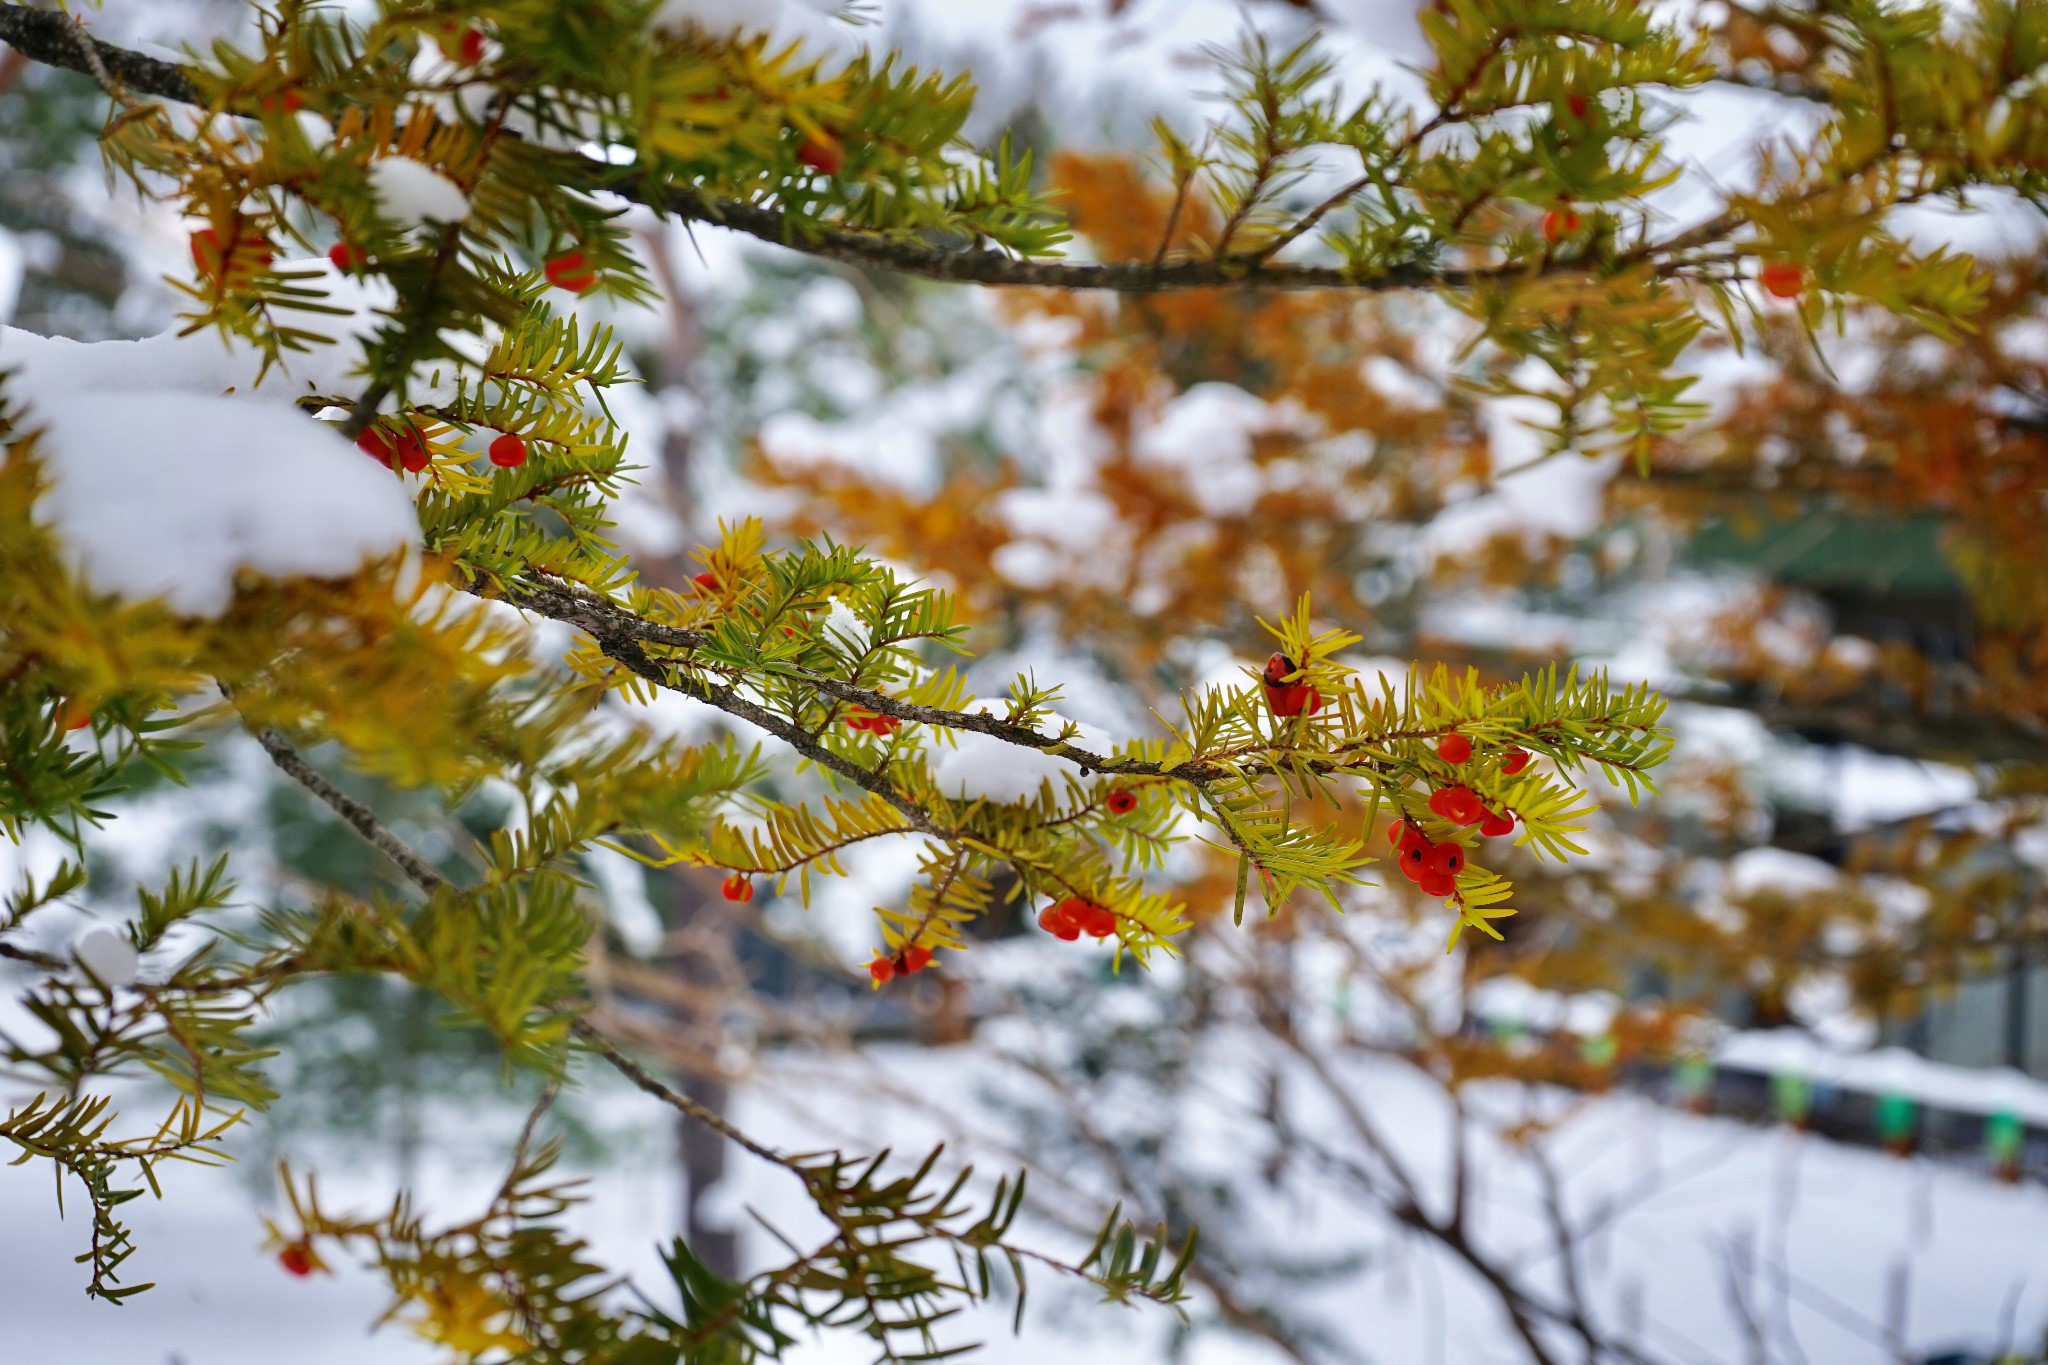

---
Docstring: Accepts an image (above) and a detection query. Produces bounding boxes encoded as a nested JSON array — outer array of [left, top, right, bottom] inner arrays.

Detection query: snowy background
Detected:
[[5, 1, 2048, 1363]]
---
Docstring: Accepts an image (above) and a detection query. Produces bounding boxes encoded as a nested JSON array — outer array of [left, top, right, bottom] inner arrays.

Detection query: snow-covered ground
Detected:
[[8, 1026, 2048, 1365]]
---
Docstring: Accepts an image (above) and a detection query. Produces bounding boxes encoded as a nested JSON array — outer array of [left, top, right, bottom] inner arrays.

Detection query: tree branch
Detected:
[[0, 6, 200, 104], [1, 3, 1731, 300], [244, 723, 451, 897]]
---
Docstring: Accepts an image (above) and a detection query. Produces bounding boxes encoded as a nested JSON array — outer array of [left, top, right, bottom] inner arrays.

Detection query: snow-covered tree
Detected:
[[0, 0, 2043, 1360]]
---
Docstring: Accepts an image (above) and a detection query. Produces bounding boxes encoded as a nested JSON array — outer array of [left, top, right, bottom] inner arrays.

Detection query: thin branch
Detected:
[[0, 940, 66, 971], [244, 724, 450, 897]]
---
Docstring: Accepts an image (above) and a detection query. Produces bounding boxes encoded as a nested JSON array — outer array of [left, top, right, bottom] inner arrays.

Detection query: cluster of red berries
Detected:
[[278, 1243, 318, 1277], [1389, 820, 1466, 896], [845, 707, 901, 737], [1039, 896, 1117, 941], [720, 873, 754, 903], [356, 422, 431, 473], [868, 944, 933, 985], [545, 251, 598, 294], [1105, 788, 1138, 815], [255, 90, 305, 115], [1262, 652, 1324, 717], [1389, 734, 1537, 897]]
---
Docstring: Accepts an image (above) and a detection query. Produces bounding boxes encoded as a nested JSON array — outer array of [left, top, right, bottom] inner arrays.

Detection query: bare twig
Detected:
[[244, 724, 451, 897]]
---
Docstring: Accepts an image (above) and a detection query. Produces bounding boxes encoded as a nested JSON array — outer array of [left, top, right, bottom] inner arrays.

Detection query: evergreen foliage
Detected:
[[0, 0, 2040, 1357]]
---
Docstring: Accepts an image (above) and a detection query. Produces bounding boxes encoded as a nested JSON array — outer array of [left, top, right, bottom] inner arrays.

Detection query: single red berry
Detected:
[[328, 241, 367, 273], [1438, 733, 1473, 765], [1419, 870, 1457, 898], [284, 90, 303, 112], [1387, 819, 1411, 848], [396, 427, 430, 473], [1541, 206, 1582, 244], [1428, 785, 1485, 826], [868, 957, 895, 985], [544, 251, 598, 294], [279, 1244, 317, 1277], [488, 432, 528, 468], [1759, 261, 1806, 300], [1427, 843, 1466, 878], [1480, 808, 1516, 838], [1567, 92, 1590, 120], [356, 426, 397, 465], [1077, 903, 1117, 938], [190, 228, 224, 274], [798, 136, 844, 175], [692, 571, 720, 592], [1106, 788, 1138, 815], [1502, 747, 1532, 776], [720, 873, 754, 903], [1399, 837, 1433, 882], [901, 945, 933, 973], [458, 26, 487, 65]]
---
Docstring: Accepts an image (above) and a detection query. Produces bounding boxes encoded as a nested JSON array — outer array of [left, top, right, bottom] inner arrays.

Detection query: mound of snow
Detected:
[[29, 393, 419, 616]]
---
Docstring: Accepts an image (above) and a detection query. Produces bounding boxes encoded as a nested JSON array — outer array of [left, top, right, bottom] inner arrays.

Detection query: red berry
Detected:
[[544, 251, 598, 294], [1262, 652, 1323, 717], [692, 571, 720, 592], [1106, 788, 1138, 815], [284, 90, 303, 112], [1502, 748, 1531, 776], [720, 873, 754, 903], [1759, 261, 1805, 300], [1387, 819, 1410, 848], [1428, 785, 1485, 826], [798, 136, 844, 175], [190, 228, 224, 274], [357, 425, 425, 471], [1076, 903, 1117, 938], [328, 242, 367, 273], [1541, 206, 1582, 244], [1399, 837, 1433, 882], [488, 432, 528, 468], [458, 26, 486, 65], [1566, 92, 1590, 120], [1038, 904, 1081, 942], [901, 945, 933, 973], [1419, 870, 1457, 898], [868, 957, 895, 985], [1480, 808, 1516, 838], [279, 1244, 316, 1277], [1427, 843, 1465, 878], [1437, 733, 1473, 765]]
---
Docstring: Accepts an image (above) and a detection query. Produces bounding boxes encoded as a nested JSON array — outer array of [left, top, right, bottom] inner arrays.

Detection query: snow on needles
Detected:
[[368, 156, 472, 227], [932, 708, 1114, 805], [29, 393, 419, 616], [652, 0, 858, 60], [3, 255, 419, 616]]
